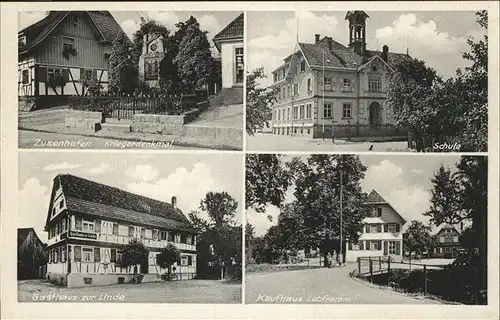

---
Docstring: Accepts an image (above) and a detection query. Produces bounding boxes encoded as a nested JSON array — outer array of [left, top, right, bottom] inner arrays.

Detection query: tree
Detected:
[[108, 32, 137, 95], [425, 156, 487, 290], [403, 220, 434, 268], [289, 155, 369, 266], [245, 154, 290, 213], [246, 68, 279, 135], [200, 191, 239, 225], [121, 239, 149, 284], [173, 17, 214, 91], [157, 243, 181, 280]]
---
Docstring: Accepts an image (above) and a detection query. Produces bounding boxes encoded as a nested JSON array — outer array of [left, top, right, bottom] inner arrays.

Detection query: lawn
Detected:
[[18, 279, 241, 303]]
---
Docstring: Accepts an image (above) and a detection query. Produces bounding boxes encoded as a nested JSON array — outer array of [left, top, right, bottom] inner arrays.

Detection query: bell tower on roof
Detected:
[[345, 11, 369, 55]]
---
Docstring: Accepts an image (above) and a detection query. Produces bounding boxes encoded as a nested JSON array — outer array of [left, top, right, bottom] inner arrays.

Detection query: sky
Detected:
[[247, 154, 470, 237], [247, 11, 486, 87], [18, 152, 243, 242], [18, 11, 242, 54]]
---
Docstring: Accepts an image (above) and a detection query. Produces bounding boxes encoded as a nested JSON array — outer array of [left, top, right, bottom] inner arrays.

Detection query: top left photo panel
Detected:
[[18, 10, 244, 150]]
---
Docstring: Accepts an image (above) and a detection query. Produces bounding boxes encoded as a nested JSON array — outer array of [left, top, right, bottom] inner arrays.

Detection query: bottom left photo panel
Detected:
[[17, 151, 243, 303]]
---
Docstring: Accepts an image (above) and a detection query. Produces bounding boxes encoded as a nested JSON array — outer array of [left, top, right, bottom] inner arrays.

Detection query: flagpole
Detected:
[[322, 50, 325, 141], [339, 157, 343, 266]]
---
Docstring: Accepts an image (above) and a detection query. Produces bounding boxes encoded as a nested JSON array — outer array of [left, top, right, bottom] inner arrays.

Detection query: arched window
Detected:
[[307, 78, 312, 92]]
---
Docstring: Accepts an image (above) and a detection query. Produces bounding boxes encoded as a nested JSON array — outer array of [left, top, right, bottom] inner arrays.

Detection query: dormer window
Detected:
[[372, 65, 377, 72], [300, 60, 306, 72], [18, 35, 27, 46]]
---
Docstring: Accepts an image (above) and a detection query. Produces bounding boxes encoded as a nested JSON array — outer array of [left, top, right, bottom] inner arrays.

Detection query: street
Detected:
[[246, 133, 409, 152], [19, 130, 207, 150], [246, 265, 444, 304], [18, 279, 241, 303]]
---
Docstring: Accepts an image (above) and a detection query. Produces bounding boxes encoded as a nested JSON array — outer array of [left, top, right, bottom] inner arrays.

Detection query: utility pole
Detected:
[[322, 50, 325, 140], [339, 156, 343, 266]]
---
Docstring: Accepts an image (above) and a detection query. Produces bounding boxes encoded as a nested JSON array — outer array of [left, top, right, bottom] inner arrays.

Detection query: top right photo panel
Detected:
[[246, 10, 488, 153]]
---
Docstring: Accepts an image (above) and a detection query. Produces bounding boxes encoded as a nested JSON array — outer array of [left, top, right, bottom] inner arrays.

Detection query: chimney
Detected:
[[171, 196, 177, 209], [382, 45, 389, 63], [327, 37, 333, 52], [315, 34, 320, 43]]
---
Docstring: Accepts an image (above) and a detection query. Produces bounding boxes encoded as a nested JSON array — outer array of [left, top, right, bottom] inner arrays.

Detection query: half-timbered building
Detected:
[[18, 11, 124, 109], [45, 174, 198, 288]]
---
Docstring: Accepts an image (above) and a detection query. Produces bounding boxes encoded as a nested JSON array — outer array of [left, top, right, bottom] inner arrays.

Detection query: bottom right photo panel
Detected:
[[245, 154, 487, 305]]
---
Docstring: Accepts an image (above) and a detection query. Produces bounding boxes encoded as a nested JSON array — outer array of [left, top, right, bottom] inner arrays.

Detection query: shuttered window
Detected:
[[112, 223, 118, 235], [75, 217, 82, 230], [74, 246, 82, 262], [94, 247, 100, 262], [129, 226, 134, 237], [95, 220, 101, 233]]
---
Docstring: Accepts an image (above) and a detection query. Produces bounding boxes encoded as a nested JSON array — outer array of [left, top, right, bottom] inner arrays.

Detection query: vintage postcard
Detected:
[[246, 10, 489, 153], [17, 151, 243, 303], [246, 154, 487, 305], [17, 10, 243, 151], [1, 1, 499, 320]]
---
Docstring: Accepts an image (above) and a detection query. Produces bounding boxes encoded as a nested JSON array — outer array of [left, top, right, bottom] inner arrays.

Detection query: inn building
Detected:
[[45, 174, 197, 288], [345, 190, 406, 262], [270, 11, 411, 139]]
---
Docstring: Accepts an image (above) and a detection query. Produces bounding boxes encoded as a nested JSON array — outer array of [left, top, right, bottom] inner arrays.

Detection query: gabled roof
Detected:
[[365, 189, 407, 224], [45, 174, 194, 233], [213, 13, 243, 51], [18, 227, 44, 248], [19, 11, 124, 55]]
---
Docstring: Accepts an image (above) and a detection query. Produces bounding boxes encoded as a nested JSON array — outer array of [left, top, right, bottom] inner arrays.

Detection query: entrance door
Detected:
[[369, 102, 381, 126], [140, 256, 149, 274]]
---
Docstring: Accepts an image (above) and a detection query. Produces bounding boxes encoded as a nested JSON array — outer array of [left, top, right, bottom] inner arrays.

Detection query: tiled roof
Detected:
[[298, 43, 346, 68], [19, 11, 124, 55], [18, 228, 34, 247], [365, 189, 387, 203], [56, 174, 193, 232], [366, 50, 411, 68], [213, 13, 243, 51], [66, 197, 194, 233]]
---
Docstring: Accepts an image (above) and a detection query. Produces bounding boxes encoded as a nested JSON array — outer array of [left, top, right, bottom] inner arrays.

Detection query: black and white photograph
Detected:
[[246, 11, 488, 152], [18, 10, 243, 150], [246, 154, 487, 305], [17, 152, 243, 303]]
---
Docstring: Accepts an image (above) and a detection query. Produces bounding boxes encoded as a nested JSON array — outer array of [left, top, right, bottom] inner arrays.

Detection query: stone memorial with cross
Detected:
[[139, 33, 166, 87]]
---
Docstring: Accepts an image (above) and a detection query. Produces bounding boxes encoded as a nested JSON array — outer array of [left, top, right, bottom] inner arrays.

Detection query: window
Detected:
[[19, 36, 27, 47], [444, 247, 452, 253], [274, 73, 277, 82], [307, 78, 312, 92], [306, 104, 312, 119], [52, 207, 56, 217], [368, 77, 382, 92], [174, 234, 181, 243], [300, 60, 306, 72], [372, 65, 378, 72], [299, 105, 305, 119], [129, 226, 135, 238], [293, 106, 298, 120], [287, 85, 292, 97], [63, 37, 75, 51], [82, 220, 94, 232], [62, 218, 67, 232], [82, 248, 93, 262], [324, 77, 333, 91], [59, 199, 64, 208], [186, 235, 192, 245], [152, 229, 158, 240], [389, 241, 397, 254], [388, 224, 397, 233], [112, 223, 119, 235], [377, 208, 382, 217], [235, 47, 244, 84], [282, 87, 286, 99], [370, 241, 379, 251], [287, 108, 290, 120], [22, 69, 29, 84], [278, 110, 281, 121], [61, 246, 67, 262], [342, 78, 351, 91], [181, 256, 189, 266], [54, 248, 59, 263], [145, 229, 152, 239], [293, 83, 299, 96], [370, 224, 381, 233], [342, 103, 352, 118], [323, 103, 332, 119]]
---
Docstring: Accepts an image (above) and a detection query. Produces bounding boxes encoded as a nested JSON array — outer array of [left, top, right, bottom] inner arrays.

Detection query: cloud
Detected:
[[19, 177, 50, 242], [362, 160, 431, 226], [120, 12, 222, 43], [87, 164, 113, 175], [375, 13, 474, 78], [43, 162, 81, 172], [248, 12, 344, 87], [247, 207, 280, 237], [18, 11, 47, 30], [411, 168, 424, 175], [125, 164, 159, 182], [126, 162, 232, 222]]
